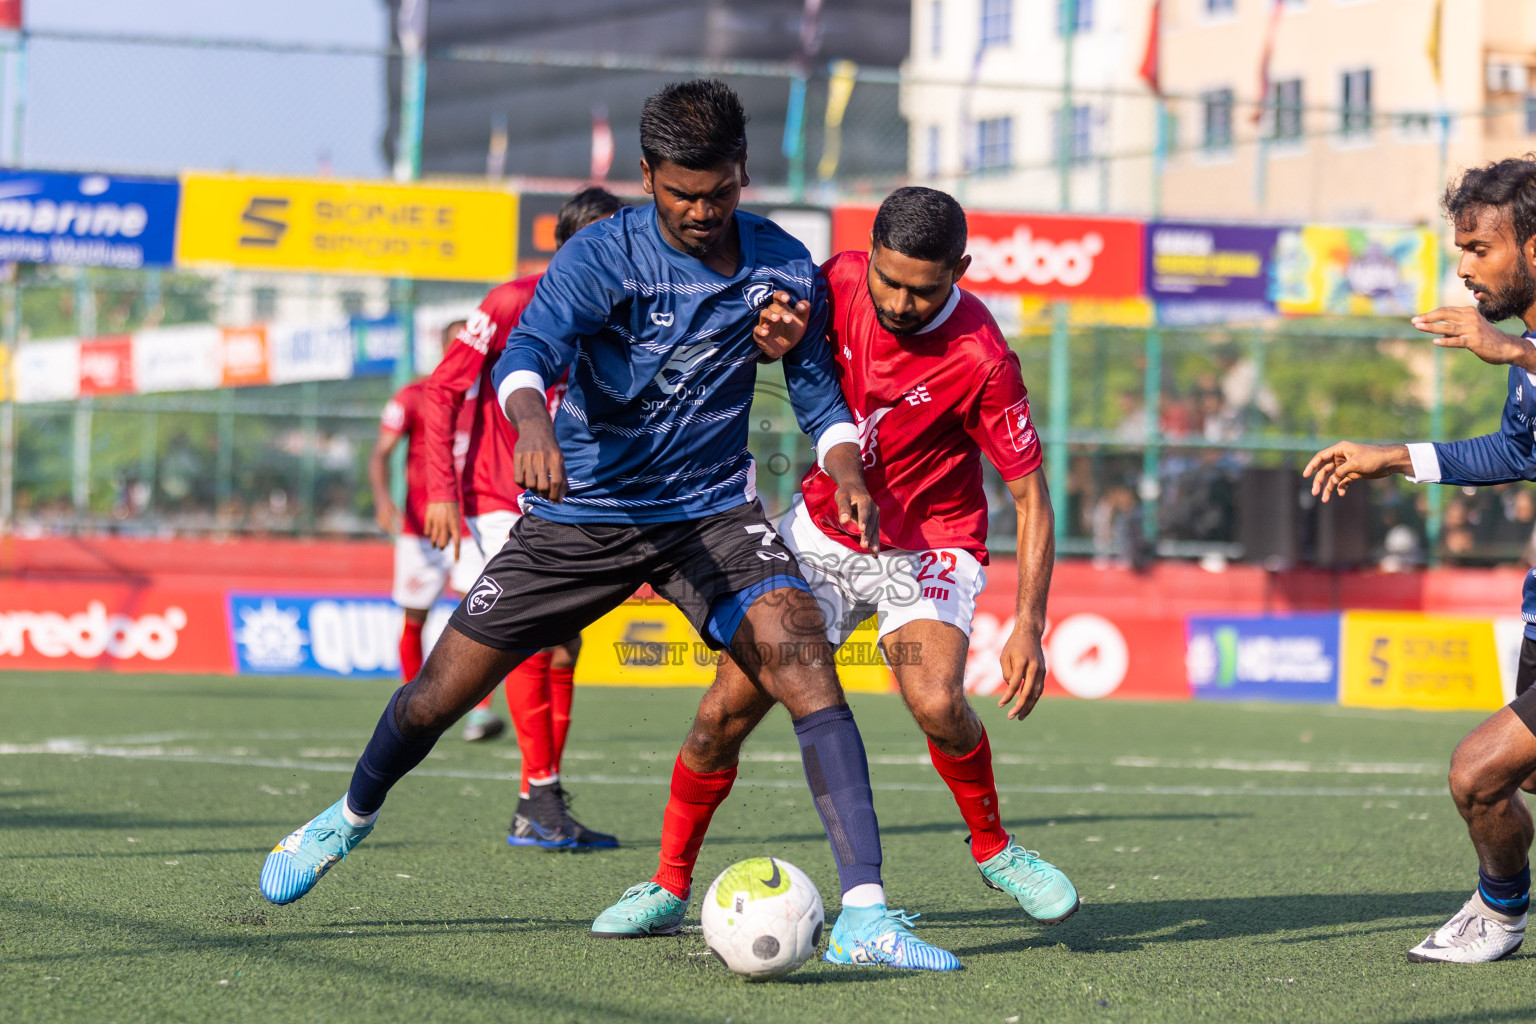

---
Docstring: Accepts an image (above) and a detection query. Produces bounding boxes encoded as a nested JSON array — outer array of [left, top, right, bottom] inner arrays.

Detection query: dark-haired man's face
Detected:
[[642, 158, 747, 260], [866, 242, 971, 336], [1455, 205, 1536, 323]]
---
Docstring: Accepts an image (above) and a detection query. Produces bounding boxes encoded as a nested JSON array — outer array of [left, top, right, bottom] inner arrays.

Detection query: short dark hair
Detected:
[[639, 79, 748, 170], [555, 186, 623, 247], [871, 187, 968, 266], [1444, 155, 1536, 247]]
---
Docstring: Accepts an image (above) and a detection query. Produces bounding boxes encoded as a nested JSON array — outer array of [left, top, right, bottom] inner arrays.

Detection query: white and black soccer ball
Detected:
[[700, 856, 824, 981]]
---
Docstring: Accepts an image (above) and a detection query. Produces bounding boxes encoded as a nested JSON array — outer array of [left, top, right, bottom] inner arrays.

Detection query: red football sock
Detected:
[[928, 730, 1010, 863], [398, 619, 424, 683], [504, 650, 554, 796], [652, 754, 737, 899], [549, 661, 575, 770]]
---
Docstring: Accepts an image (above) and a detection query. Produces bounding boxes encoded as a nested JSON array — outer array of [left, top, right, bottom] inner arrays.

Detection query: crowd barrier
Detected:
[[0, 536, 1526, 711]]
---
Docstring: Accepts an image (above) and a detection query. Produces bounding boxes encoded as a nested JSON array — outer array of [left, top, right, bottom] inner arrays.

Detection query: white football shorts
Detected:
[[392, 509, 521, 609], [777, 496, 986, 649]]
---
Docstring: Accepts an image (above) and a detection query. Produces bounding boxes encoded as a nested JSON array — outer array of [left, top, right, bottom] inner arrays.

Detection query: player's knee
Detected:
[[1448, 747, 1518, 813], [905, 684, 970, 740], [681, 711, 741, 771], [550, 636, 581, 668]]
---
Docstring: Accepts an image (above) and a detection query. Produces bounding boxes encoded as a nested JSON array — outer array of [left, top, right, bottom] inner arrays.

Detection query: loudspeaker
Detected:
[[1313, 482, 1371, 568], [1239, 468, 1299, 565]]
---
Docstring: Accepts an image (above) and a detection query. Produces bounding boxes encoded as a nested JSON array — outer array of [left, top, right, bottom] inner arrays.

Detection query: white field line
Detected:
[[0, 740, 1449, 798]]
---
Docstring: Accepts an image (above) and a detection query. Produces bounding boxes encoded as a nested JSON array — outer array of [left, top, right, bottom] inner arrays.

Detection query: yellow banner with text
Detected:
[[1340, 612, 1505, 711], [176, 173, 517, 281]]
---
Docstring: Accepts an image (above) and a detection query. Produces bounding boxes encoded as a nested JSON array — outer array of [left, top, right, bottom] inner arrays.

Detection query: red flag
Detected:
[[1138, 0, 1161, 95], [590, 105, 614, 181], [0, 0, 23, 31], [1252, 0, 1283, 123]]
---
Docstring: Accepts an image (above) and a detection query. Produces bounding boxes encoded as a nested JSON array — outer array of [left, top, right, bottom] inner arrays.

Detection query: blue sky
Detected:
[[20, 0, 390, 177]]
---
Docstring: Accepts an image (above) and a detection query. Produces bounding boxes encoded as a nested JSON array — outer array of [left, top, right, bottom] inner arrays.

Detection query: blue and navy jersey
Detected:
[[491, 203, 852, 525], [1411, 332, 1536, 634]]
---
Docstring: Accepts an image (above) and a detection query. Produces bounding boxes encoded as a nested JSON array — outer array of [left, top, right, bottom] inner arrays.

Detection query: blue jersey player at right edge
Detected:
[[1306, 156, 1536, 964], [258, 80, 963, 970]]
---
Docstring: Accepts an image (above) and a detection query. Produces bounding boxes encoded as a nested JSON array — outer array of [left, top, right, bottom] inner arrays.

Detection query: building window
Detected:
[[1053, 105, 1094, 164], [1270, 78, 1303, 142], [1201, 88, 1234, 152], [927, 125, 941, 177], [1341, 68, 1372, 138], [253, 287, 278, 321], [980, 0, 1011, 48], [975, 116, 1012, 173], [930, 0, 942, 56], [1206, 0, 1234, 13], [1056, 0, 1093, 35]]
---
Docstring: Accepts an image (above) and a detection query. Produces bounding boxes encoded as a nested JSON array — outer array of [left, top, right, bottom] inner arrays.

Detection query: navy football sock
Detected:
[[793, 704, 884, 893], [346, 686, 443, 817], [1479, 862, 1531, 915]]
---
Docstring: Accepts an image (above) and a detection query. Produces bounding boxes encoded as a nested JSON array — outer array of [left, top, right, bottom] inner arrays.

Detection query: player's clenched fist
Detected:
[[1302, 441, 1411, 502], [753, 289, 812, 362], [506, 387, 567, 502]]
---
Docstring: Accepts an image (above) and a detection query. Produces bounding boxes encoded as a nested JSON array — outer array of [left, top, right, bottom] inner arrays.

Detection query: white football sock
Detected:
[[841, 883, 886, 908], [341, 796, 378, 827]]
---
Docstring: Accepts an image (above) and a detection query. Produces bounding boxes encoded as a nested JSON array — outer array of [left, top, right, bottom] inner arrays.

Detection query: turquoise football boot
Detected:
[[974, 835, 1080, 924], [260, 798, 373, 905], [823, 904, 962, 971], [590, 881, 689, 938]]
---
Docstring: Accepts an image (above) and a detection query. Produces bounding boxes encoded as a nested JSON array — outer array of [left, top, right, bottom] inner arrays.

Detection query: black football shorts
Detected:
[[447, 499, 811, 652], [1510, 635, 1536, 736]]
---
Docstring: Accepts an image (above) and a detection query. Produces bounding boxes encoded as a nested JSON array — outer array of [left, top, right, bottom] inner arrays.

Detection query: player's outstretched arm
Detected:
[[506, 387, 567, 502], [1412, 306, 1536, 370], [998, 469, 1052, 722], [820, 442, 879, 554], [753, 290, 812, 362], [1303, 442, 1412, 503]]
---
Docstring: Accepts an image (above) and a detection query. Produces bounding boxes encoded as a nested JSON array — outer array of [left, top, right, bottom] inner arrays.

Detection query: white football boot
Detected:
[[1407, 891, 1526, 963]]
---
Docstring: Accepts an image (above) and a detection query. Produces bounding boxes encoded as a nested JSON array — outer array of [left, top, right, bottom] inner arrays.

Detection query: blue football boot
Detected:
[[823, 904, 963, 971], [260, 798, 373, 905]]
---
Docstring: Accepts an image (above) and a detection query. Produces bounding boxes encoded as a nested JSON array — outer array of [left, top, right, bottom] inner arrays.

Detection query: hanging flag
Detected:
[[0, 1, 23, 32], [1138, 0, 1162, 95], [590, 105, 614, 181], [1426, 0, 1444, 87], [1251, 0, 1283, 124], [817, 60, 858, 182]]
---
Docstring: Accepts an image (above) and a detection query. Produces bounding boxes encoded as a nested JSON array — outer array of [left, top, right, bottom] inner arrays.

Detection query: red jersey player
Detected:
[[420, 186, 623, 849], [593, 187, 1077, 938], [369, 347, 483, 691]]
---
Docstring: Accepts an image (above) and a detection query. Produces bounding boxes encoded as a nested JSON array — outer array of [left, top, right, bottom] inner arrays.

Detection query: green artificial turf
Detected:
[[0, 671, 1527, 1023]]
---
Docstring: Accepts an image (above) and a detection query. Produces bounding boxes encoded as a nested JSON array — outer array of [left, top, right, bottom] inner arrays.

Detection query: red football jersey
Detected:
[[423, 274, 565, 517], [381, 380, 473, 537], [799, 251, 1042, 563]]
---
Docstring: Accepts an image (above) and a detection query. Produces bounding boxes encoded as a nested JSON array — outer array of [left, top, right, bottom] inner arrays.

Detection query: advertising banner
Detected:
[[0, 582, 232, 673], [832, 206, 1143, 299], [1275, 226, 1437, 316], [1185, 613, 1340, 702], [0, 169, 179, 268], [267, 321, 354, 384], [228, 592, 443, 678], [177, 173, 518, 282], [1146, 222, 1282, 325], [132, 324, 224, 394], [1340, 612, 1505, 711], [351, 317, 406, 377], [12, 337, 80, 402], [77, 335, 134, 395], [220, 326, 270, 387]]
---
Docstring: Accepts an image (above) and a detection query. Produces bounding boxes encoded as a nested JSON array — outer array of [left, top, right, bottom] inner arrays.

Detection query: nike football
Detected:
[[700, 857, 824, 980]]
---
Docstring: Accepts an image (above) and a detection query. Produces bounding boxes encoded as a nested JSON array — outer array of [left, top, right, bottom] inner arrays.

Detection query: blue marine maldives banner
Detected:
[[227, 592, 454, 678], [1147, 222, 1283, 325], [1185, 613, 1341, 703], [0, 170, 180, 268]]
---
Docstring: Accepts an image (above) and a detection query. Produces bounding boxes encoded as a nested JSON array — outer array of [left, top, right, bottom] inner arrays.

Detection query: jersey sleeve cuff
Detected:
[[1405, 442, 1442, 484], [496, 370, 547, 421], [814, 421, 860, 470]]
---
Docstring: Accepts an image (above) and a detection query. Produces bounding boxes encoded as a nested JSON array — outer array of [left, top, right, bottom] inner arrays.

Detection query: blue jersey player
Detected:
[[258, 80, 962, 971], [1306, 156, 1536, 964]]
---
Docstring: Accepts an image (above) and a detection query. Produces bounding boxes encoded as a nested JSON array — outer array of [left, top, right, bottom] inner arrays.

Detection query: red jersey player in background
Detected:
[[369, 324, 503, 728], [593, 187, 1078, 940], [421, 186, 624, 849]]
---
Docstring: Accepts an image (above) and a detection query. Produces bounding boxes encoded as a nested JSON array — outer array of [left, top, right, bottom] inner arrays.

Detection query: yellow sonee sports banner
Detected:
[[1340, 612, 1505, 712], [176, 173, 517, 281]]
